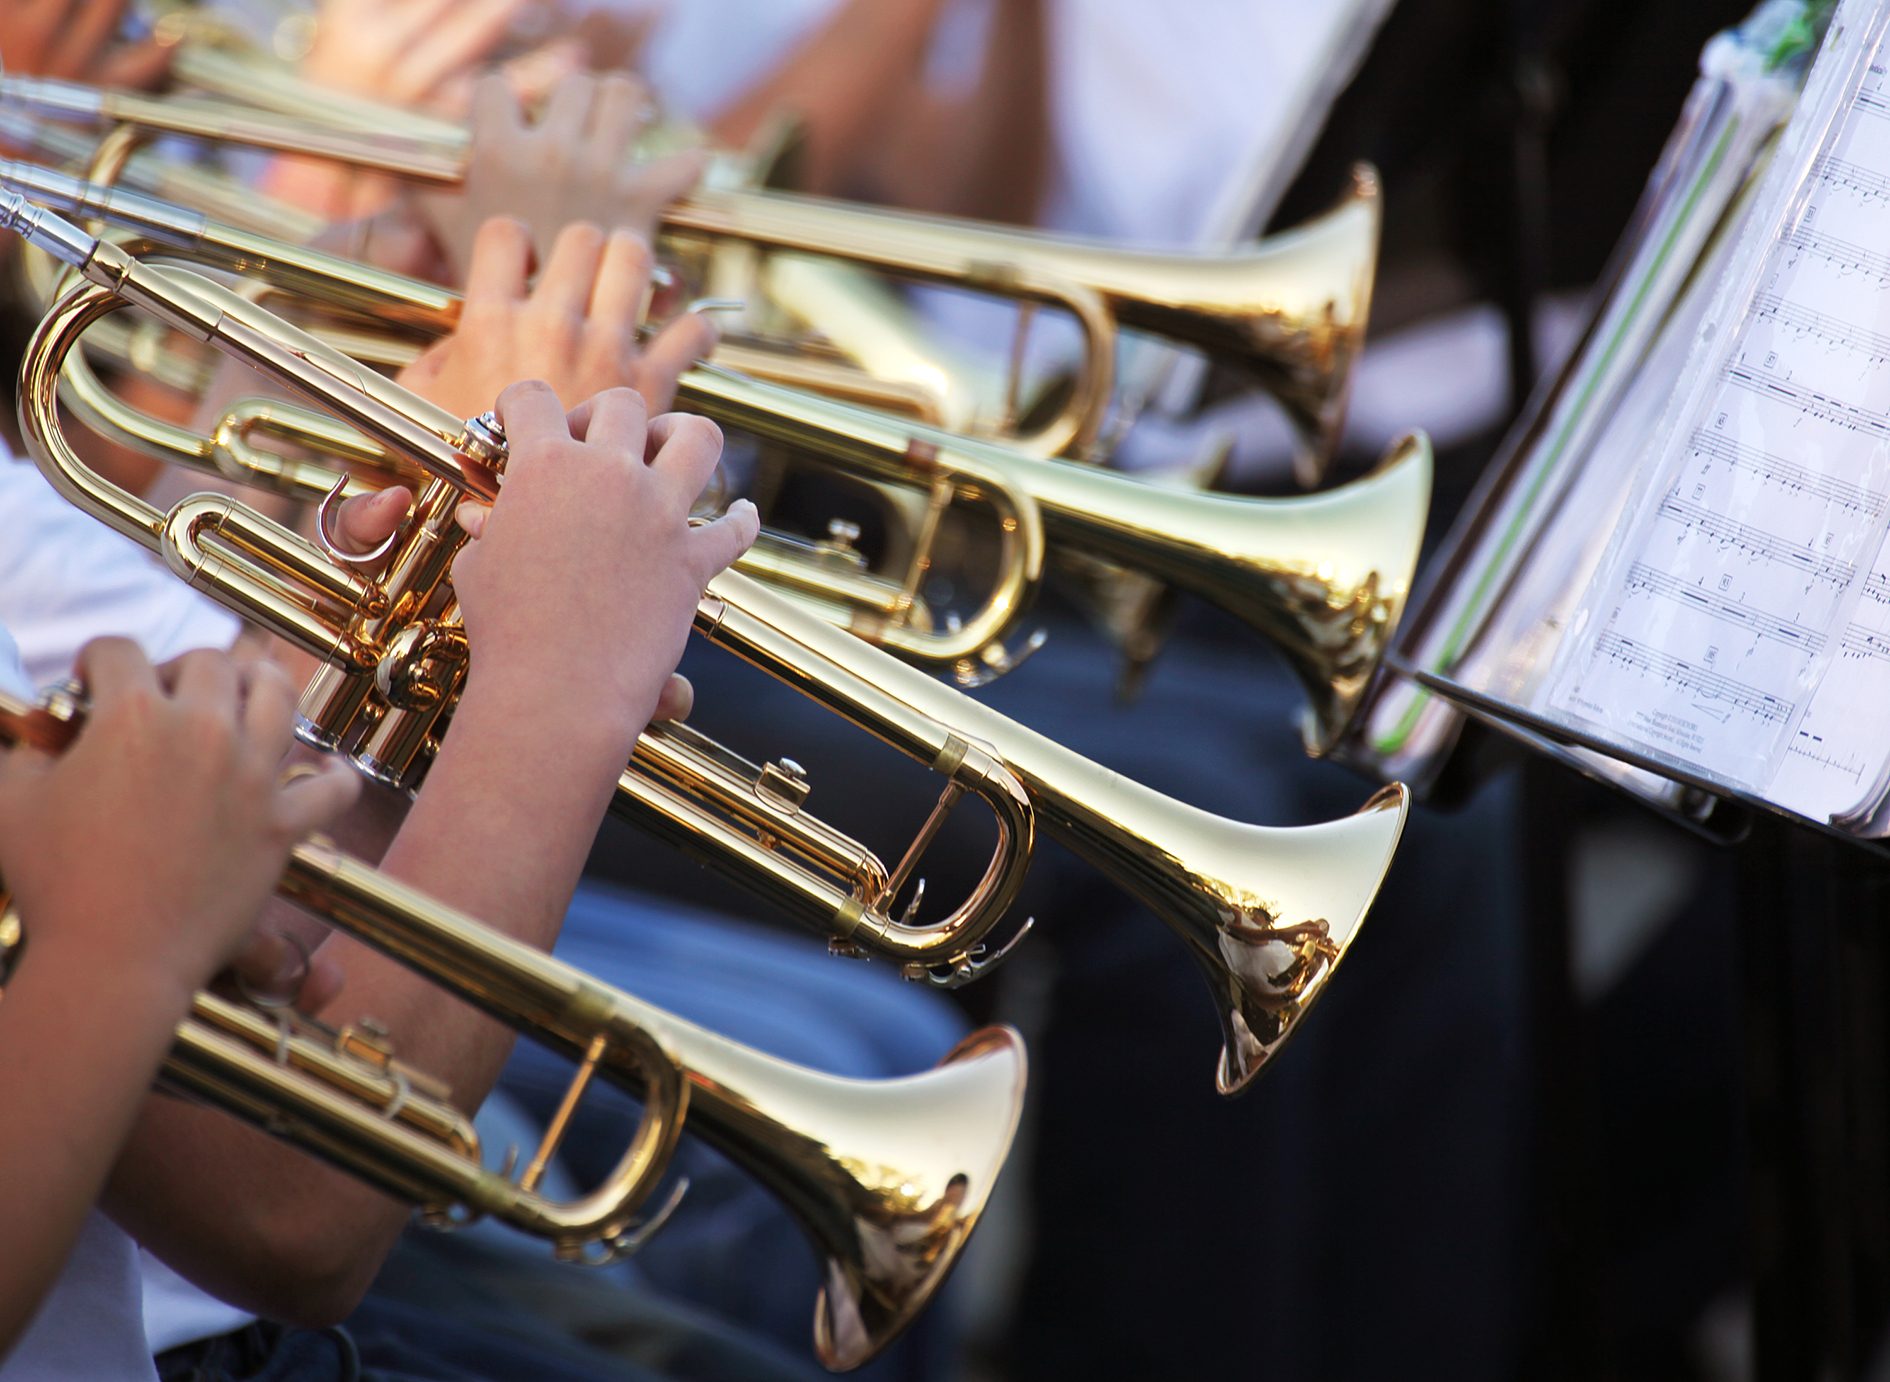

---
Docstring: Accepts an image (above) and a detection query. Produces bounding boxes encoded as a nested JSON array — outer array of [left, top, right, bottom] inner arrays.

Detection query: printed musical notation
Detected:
[[1549, 42, 1890, 820], [1592, 631, 1791, 725]]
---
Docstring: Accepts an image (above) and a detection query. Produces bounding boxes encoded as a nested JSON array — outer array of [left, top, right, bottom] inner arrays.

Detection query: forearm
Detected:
[[710, 0, 952, 197], [105, 673, 634, 1322], [867, 0, 1048, 220], [0, 942, 192, 1351]]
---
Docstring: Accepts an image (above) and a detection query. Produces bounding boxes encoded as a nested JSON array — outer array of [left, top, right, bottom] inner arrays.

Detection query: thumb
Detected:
[[454, 500, 492, 540], [332, 486, 413, 555], [687, 499, 760, 584], [274, 759, 363, 840], [652, 672, 694, 724]]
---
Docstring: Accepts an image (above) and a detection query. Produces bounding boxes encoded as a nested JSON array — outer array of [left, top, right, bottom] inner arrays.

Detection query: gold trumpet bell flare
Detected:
[[1210, 783, 1410, 1095], [1288, 431, 1434, 758], [1245, 163, 1382, 490], [813, 1026, 1027, 1372]]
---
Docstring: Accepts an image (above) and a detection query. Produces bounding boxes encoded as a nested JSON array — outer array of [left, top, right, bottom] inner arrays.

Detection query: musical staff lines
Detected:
[[1816, 153, 1890, 202], [1687, 430, 1886, 516], [1625, 562, 1826, 652], [1549, 18, 1890, 816], [1593, 632, 1791, 724], [1724, 358, 1890, 438], [1782, 223, 1890, 284], [1657, 494, 1857, 587], [1784, 732, 1874, 791], [1840, 621, 1890, 662], [1753, 289, 1890, 362]]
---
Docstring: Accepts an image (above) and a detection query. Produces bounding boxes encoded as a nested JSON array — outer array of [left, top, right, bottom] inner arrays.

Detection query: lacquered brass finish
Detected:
[[0, 158, 1048, 677], [676, 366, 1430, 755], [0, 680, 1026, 1370], [9, 214, 1039, 986], [2, 192, 1412, 1090], [0, 162, 1426, 747], [664, 169, 1380, 482], [0, 73, 1378, 484]]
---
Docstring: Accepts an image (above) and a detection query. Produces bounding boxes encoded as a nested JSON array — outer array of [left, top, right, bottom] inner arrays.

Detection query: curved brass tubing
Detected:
[[2, 162, 1422, 748], [4, 199, 1413, 1091], [0, 73, 1377, 483], [0, 678, 1027, 1368], [0, 159, 1046, 677], [26, 268, 1038, 987]]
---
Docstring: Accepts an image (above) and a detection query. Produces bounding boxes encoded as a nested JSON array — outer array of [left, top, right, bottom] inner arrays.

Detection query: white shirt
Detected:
[[0, 447, 251, 1371], [1038, 4, 1368, 246], [3, 1216, 156, 1382], [0, 456, 239, 688], [873, 2, 1395, 466]]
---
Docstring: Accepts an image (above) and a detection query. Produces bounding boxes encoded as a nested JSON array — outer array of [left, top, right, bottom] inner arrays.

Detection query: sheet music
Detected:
[[1356, 52, 1796, 786], [1547, 21, 1890, 819]]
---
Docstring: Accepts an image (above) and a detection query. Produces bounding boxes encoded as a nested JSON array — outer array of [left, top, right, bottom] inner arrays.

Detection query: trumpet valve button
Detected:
[[458, 411, 508, 472]]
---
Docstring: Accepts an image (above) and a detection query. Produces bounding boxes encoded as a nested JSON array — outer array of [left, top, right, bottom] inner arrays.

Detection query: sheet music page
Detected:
[[1356, 25, 1804, 788], [1546, 4, 1890, 817]]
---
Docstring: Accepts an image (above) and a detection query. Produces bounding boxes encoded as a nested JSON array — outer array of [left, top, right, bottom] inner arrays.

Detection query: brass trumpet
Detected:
[[0, 160, 1426, 748], [1, 190, 1412, 1094], [0, 72, 1377, 484], [0, 681, 1027, 1372]]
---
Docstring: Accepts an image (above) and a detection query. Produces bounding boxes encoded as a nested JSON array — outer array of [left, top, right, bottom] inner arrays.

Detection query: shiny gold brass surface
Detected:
[[664, 169, 1381, 483], [0, 73, 1378, 483], [0, 157, 1049, 677], [0, 680, 1026, 1370], [2, 195, 1412, 1090], [14, 228, 1039, 987], [0, 161, 1425, 746], [676, 366, 1430, 755]]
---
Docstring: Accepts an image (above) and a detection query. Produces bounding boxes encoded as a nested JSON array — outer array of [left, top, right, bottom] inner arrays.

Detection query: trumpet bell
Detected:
[[1055, 163, 1381, 486], [1195, 783, 1409, 1094], [798, 1026, 1027, 1370]]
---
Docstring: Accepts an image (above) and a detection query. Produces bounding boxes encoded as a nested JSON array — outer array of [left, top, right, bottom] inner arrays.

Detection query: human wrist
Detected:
[[456, 658, 645, 770], [19, 919, 203, 1027]]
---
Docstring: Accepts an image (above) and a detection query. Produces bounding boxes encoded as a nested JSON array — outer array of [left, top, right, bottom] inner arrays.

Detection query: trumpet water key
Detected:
[[2, 191, 1411, 1093], [0, 682, 1027, 1371], [0, 73, 1378, 484]]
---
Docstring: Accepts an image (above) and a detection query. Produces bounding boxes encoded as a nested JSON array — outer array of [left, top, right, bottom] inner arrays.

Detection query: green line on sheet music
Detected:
[[1371, 112, 1742, 755]]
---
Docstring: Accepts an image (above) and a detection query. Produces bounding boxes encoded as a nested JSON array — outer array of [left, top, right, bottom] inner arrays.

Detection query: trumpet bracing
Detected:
[[0, 189, 1412, 1094], [0, 681, 1027, 1372]]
